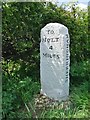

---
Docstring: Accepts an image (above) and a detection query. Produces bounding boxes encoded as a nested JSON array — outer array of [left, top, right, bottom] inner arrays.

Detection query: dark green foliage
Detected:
[[2, 59, 40, 118], [2, 2, 89, 62], [2, 2, 89, 119]]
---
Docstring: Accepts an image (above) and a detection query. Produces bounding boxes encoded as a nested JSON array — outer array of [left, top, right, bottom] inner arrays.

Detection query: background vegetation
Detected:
[[2, 2, 90, 119]]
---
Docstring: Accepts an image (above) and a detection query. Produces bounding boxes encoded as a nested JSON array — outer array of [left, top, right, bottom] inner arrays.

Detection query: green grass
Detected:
[[37, 81, 89, 118], [2, 59, 90, 119]]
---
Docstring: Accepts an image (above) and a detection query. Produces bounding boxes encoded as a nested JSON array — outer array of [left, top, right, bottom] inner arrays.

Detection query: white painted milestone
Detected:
[[40, 23, 70, 101]]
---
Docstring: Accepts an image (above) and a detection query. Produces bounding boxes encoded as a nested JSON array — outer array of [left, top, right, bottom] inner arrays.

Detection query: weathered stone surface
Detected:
[[40, 23, 70, 101]]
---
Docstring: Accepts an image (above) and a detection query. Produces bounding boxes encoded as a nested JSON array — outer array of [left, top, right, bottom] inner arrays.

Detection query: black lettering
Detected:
[[42, 36, 47, 42], [66, 34, 68, 38], [67, 39, 69, 43], [47, 30, 54, 34], [47, 30, 50, 34], [47, 38, 50, 43], [43, 53, 61, 59], [51, 38, 59, 42], [53, 54, 55, 57], [65, 79, 68, 82], [43, 53, 47, 57], [49, 46, 53, 50], [57, 55, 60, 59], [56, 38, 59, 42], [66, 77, 68, 79], [50, 54, 52, 58], [66, 71, 68, 74], [51, 38, 55, 42], [46, 53, 52, 58], [51, 30, 54, 34]]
